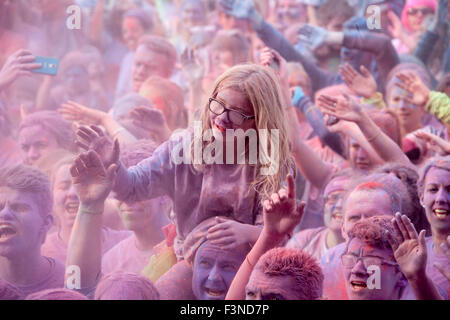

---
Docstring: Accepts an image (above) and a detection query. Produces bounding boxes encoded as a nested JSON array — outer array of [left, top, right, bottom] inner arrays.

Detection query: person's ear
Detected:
[[419, 193, 425, 208]]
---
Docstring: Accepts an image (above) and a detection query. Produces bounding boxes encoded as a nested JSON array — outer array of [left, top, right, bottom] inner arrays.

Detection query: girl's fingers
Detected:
[[208, 223, 229, 233], [210, 236, 236, 246]]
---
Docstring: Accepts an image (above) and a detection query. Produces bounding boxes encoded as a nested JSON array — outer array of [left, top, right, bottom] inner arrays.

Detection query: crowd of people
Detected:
[[0, 0, 449, 300]]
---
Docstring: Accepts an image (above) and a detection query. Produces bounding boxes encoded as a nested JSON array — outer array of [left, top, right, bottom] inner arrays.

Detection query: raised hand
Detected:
[[59, 101, 105, 126], [70, 150, 118, 211], [297, 24, 328, 52], [130, 106, 171, 140], [262, 175, 305, 239], [317, 93, 365, 124], [387, 10, 407, 39], [218, 0, 256, 19], [180, 47, 205, 84], [76, 125, 120, 169], [388, 213, 428, 281], [0, 49, 41, 90], [339, 63, 377, 99], [434, 236, 450, 281], [207, 218, 253, 250], [395, 72, 430, 107], [414, 130, 450, 156], [259, 47, 289, 91]]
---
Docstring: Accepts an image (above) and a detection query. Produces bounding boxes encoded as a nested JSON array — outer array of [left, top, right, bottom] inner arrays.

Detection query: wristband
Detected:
[[291, 86, 305, 107]]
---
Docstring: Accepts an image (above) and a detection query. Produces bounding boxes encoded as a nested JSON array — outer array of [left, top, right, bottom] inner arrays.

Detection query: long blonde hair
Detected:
[[191, 64, 294, 200]]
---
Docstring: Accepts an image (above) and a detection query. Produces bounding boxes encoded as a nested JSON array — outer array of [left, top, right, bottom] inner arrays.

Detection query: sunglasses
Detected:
[[407, 7, 434, 16]]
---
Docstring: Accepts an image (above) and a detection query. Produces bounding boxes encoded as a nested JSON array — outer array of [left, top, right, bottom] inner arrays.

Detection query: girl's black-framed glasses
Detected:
[[209, 98, 255, 126]]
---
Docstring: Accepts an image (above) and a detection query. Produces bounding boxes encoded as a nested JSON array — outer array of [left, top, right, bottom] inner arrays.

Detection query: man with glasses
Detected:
[[343, 214, 443, 300]]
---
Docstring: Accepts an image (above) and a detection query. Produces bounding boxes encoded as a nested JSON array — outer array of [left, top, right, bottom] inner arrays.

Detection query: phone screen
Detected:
[[31, 56, 59, 76]]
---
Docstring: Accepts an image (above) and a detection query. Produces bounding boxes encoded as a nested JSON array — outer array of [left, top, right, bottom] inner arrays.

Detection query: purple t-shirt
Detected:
[[7, 257, 65, 297], [112, 131, 264, 242]]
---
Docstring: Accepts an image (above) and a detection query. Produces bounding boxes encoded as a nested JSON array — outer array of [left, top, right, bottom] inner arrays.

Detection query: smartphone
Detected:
[[31, 56, 59, 76], [327, 115, 340, 126]]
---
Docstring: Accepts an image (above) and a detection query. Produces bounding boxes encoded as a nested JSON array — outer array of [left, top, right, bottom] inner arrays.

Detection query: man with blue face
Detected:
[[192, 240, 248, 300], [0, 164, 65, 296]]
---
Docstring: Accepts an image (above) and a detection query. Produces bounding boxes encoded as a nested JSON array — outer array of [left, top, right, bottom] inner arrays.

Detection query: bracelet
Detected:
[[366, 131, 381, 142]]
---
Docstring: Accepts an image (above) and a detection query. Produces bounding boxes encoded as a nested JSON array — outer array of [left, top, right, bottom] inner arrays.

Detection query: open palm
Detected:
[[388, 213, 427, 280], [395, 72, 430, 107], [317, 94, 365, 124], [76, 125, 120, 169], [339, 63, 377, 99], [71, 151, 117, 208]]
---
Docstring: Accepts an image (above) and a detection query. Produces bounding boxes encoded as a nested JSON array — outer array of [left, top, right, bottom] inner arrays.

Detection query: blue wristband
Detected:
[[291, 86, 305, 107]]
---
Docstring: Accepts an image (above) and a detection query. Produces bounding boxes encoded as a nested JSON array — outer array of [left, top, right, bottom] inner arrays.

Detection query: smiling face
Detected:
[[52, 164, 79, 231], [122, 17, 145, 51], [421, 167, 450, 234], [324, 189, 346, 232], [342, 189, 394, 239], [209, 88, 255, 135], [343, 238, 403, 300], [245, 269, 297, 300], [192, 241, 245, 300], [0, 187, 49, 258], [19, 125, 59, 166], [132, 45, 169, 92]]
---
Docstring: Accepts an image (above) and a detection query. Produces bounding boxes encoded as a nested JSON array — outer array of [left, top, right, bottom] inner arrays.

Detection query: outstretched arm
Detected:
[[226, 175, 305, 300], [59, 101, 138, 146], [66, 150, 118, 289], [318, 94, 411, 166], [388, 213, 443, 300], [219, 0, 339, 96]]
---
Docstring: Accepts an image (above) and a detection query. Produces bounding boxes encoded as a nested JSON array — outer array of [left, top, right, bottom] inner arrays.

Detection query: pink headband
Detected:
[[401, 0, 437, 32]]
